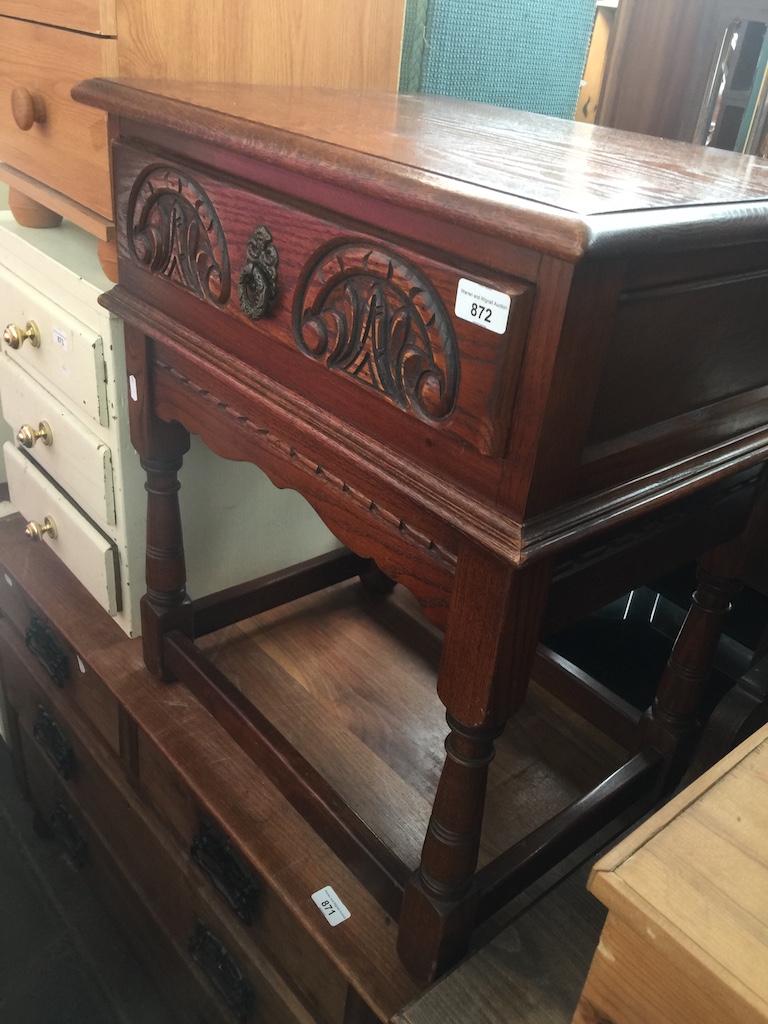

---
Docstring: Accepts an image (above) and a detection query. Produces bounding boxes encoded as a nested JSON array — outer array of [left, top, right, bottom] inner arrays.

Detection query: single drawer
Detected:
[[0, 0, 116, 35], [0, 263, 109, 427], [0, 603, 120, 756], [114, 143, 534, 462], [0, 17, 116, 219], [4, 443, 120, 617], [137, 726, 349, 1024], [0, 359, 116, 526]]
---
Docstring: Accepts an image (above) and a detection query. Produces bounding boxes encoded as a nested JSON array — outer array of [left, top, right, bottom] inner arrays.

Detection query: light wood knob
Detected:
[[25, 516, 57, 542], [11, 87, 46, 131], [3, 321, 41, 349], [17, 421, 53, 448]]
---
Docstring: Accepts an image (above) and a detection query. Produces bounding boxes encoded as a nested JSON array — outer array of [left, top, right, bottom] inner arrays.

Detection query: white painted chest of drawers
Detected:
[[0, 213, 339, 634]]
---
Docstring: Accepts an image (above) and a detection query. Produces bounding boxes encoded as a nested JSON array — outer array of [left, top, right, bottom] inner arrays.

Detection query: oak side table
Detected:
[[73, 79, 768, 986]]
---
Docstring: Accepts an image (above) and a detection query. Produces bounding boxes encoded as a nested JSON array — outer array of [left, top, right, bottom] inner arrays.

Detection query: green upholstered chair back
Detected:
[[400, 0, 595, 119]]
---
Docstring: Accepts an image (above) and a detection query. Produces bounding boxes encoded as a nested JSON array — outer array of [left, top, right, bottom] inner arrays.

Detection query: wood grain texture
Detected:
[[0, 164, 114, 239], [193, 578, 625, 876], [579, 725, 768, 1024], [0, 19, 116, 219], [75, 79, 768, 981], [2, 632, 312, 1024], [0, 515, 420, 1020], [114, 0, 406, 91], [0, 0, 116, 34], [74, 79, 768, 242]]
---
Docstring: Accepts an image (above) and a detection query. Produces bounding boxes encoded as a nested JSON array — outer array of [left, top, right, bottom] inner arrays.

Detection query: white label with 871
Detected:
[[454, 278, 511, 335], [311, 886, 351, 926]]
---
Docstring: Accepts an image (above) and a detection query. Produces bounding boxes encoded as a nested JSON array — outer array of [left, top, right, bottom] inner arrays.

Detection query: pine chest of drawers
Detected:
[[0, 0, 406, 256], [573, 723, 768, 1024]]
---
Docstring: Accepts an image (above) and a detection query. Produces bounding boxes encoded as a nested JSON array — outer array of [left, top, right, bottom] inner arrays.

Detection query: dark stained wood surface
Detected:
[[72, 78, 768, 982], [0, 514, 627, 1022], [193, 578, 627, 874], [73, 79, 768, 260]]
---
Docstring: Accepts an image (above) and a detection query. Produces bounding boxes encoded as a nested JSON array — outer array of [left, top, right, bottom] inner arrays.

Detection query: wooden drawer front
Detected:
[[137, 727, 349, 1024], [0, 18, 116, 219], [6, 682, 94, 815], [94, 735, 317, 1024], [0, 360, 116, 526], [11, 700, 303, 1024], [114, 144, 534, 461], [0, 263, 109, 427], [4, 444, 120, 617], [0, 1, 116, 35], [0, 603, 120, 755]]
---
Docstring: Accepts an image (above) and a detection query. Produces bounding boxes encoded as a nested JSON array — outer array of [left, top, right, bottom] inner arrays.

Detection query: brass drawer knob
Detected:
[[3, 320, 41, 349], [17, 421, 53, 448], [11, 87, 46, 131], [25, 515, 57, 542]]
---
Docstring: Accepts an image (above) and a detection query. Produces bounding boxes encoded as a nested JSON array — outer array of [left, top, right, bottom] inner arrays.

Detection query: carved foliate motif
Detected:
[[127, 165, 230, 305], [293, 242, 459, 421]]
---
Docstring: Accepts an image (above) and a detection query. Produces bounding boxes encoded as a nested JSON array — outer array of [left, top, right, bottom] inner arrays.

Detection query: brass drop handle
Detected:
[[17, 421, 53, 448], [4, 321, 41, 349], [11, 87, 46, 131], [25, 516, 57, 542]]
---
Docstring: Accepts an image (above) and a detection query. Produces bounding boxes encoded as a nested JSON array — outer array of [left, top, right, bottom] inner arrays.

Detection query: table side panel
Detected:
[[579, 256, 768, 494]]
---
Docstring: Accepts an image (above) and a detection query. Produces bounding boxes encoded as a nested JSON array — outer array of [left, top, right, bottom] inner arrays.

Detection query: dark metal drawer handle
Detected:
[[191, 820, 260, 925], [26, 617, 69, 688], [238, 226, 278, 320], [33, 705, 75, 780], [50, 802, 88, 869], [189, 921, 254, 1022]]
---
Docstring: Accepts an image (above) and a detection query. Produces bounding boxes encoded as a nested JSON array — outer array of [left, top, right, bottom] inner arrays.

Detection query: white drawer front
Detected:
[[0, 360, 115, 526], [0, 264, 109, 426], [3, 443, 119, 616]]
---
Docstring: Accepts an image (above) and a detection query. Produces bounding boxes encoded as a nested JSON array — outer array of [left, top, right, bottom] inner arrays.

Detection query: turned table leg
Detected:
[[642, 469, 768, 784], [122, 323, 193, 677], [640, 562, 742, 784], [139, 422, 193, 677], [398, 542, 552, 983]]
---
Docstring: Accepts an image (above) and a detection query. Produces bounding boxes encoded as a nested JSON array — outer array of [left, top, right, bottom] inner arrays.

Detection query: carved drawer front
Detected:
[[0, 360, 116, 527], [137, 727, 350, 1024], [114, 145, 534, 461], [0, 0, 115, 34], [0, 17, 115, 220], [0, 596, 120, 755], [0, 263, 109, 427], [3, 444, 120, 618]]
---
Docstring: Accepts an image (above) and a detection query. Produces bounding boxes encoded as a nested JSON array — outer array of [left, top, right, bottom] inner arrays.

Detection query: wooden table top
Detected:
[[73, 79, 768, 260], [588, 723, 768, 1020]]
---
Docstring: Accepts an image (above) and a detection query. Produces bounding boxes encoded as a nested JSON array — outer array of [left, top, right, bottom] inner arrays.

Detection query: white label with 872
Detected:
[[454, 278, 511, 335]]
